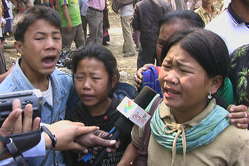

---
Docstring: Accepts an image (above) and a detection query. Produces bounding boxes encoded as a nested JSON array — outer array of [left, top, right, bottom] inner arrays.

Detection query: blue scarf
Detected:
[[150, 100, 229, 166], [150, 101, 230, 153]]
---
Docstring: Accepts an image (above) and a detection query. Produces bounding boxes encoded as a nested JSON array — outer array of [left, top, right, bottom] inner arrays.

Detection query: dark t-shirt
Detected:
[[64, 97, 131, 166]]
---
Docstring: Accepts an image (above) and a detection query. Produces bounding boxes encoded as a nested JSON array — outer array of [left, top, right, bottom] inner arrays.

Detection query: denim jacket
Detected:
[[0, 59, 76, 166]]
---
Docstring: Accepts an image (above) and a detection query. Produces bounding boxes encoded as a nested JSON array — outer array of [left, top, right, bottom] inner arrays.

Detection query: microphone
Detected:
[[92, 86, 157, 165]]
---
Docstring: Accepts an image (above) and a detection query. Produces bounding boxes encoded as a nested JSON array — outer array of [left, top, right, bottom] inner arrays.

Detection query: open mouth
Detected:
[[41, 56, 58, 68], [164, 88, 180, 97]]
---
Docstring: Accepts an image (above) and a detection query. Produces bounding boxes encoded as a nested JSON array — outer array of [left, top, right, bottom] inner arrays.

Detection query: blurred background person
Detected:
[[57, 0, 85, 49], [195, 0, 219, 25], [103, 0, 110, 46], [132, 0, 172, 69], [86, 0, 105, 45], [119, 0, 136, 57], [79, 0, 88, 41]]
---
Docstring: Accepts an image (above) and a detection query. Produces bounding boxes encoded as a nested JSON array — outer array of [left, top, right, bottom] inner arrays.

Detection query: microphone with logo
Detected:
[[92, 86, 157, 166]]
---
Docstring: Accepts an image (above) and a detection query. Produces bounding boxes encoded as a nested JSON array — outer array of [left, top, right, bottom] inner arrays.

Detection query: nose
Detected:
[[82, 78, 91, 90], [164, 69, 179, 86], [46, 37, 57, 49]]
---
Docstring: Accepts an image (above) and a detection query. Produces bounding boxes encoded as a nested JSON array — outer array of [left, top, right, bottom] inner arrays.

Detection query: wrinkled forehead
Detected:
[[164, 44, 189, 62], [25, 19, 61, 34], [163, 45, 206, 73], [32, 18, 61, 30]]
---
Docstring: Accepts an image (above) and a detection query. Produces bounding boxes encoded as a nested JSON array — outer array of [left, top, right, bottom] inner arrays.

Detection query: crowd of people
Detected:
[[0, 0, 249, 165]]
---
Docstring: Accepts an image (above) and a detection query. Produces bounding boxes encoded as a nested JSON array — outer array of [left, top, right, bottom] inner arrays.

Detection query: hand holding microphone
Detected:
[[75, 129, 118, 153]]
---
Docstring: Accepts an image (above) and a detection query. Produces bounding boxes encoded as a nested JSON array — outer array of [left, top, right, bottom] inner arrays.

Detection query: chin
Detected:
[[163, 98, 181, 109], [81, 101, 96, 107], [42, 67, 56, 75]]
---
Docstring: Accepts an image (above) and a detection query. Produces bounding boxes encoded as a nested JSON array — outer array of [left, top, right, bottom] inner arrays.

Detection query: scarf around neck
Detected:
[[150, 100, 230, 166]]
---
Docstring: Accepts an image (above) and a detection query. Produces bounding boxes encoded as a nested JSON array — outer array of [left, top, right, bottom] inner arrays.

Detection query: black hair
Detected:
[[159, 10, 205, 29], [160, 29, 230, 108], [13, 5, 61, 41], [161, 28, 230, 78], [72, 44, 120, 85]]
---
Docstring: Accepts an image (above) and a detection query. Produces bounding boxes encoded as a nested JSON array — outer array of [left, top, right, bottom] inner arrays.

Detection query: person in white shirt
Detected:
[[206, 0, 249, 54]]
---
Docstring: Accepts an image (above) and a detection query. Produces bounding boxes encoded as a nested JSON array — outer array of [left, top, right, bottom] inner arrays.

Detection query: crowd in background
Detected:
[[0, 0, 249, 165], [0, 0, 231, 73]]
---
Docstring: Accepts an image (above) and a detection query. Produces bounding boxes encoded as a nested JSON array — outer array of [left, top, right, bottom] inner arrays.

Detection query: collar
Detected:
[[159, 99, 216, 127], [228, 3, 249, 28], [15, 58, 52, 89], [13, 58, 36, 89]]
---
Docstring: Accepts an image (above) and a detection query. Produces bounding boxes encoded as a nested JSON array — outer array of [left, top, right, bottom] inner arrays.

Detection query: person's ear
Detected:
[[111, 75, 118, 89], [14, 41, 24, 55], [210, 75, 223, 94]]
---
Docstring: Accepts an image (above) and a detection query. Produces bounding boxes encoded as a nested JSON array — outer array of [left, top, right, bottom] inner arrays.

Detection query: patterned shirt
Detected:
[[229, 44, 249, 105]]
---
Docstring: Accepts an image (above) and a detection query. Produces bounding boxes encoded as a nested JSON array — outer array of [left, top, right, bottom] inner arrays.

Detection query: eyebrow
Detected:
[[76, 71, 102, 76], [35, 31, 61, 35], [164, 58, 193, 68], [175, 59, 194, 69]]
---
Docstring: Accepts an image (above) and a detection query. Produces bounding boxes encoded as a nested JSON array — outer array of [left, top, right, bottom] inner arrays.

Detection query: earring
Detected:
[[208, 92, 212, 100]]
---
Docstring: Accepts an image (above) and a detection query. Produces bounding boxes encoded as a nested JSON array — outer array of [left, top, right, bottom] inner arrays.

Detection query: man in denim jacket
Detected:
[[0, 6, 76, 166]]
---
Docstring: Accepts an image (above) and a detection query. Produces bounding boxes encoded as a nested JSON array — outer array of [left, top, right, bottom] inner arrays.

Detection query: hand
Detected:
[[0, 99, 41, 136], [94, 130, 120, 153], [67, 22, 73, 31], [228, 104, 249, 129], [76, 130, 118, 153], [44, 121, 113, 151], [134, 64, 155, 89], [76, 130, 110, 147], [117, 143, 137, 166]]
